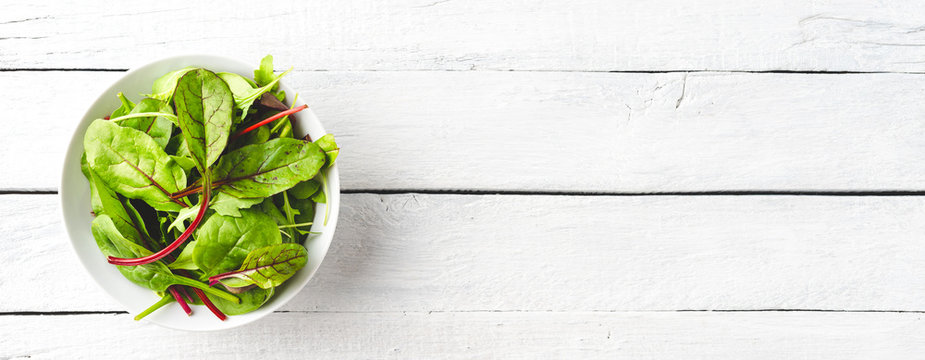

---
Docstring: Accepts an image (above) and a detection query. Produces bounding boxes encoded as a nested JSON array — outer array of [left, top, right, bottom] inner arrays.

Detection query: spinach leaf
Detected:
[[84, 119, 188, 211], [289, 180, 320, 200], [192, 209, 282, 277], [91, 215, 238, 303], [147, 67, 196, 102], [208, 243, 308, 289], [212, 138, 326, 198], [85, 164, 145, 244], [206, 286, 274, 316], [118, 98, 175, 148], [174, 68, 234, 172], [168, 240, 198, 270]]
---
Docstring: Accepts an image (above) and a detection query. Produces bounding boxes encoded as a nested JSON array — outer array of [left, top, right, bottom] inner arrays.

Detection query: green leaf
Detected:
[[217, 69, 290, 122], [146, 67, 195, 102], [118, 98, 175, 148], [174, 68, 234, 172], [168, 241, 199, 270], [206, 286, 274, 316], [289, 180, 320, 200], [313, 134, 339, 167], [212, 138, 326, 198], [279, 191, 298, 242], [290, 197, 316, 233], [91, 215, 238, 303], [84, 119, 187, 211], [169, 155, 197, 172], [111, 92, 136, 119], [192, 209, 283, 277], [210, 192, 263, 217], [254, 55, 278, 90], [210, 243, 308, 289]]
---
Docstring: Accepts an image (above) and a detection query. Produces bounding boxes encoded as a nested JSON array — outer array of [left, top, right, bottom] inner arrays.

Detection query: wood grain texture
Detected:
[[5, 71, 925, 192], [5, 194, 925, 312], [2, 312, 924, 359], [4, 1, 925, 71]]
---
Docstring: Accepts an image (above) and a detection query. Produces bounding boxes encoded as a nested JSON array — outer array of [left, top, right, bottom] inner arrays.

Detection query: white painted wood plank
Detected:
[[4, 1, 925, 71], [5, 71, 925, 192], [5, 194, 925, 312], [2, 312, 924, 359]]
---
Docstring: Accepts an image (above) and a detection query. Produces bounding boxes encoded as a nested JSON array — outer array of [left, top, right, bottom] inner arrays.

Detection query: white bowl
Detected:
[[59, 55, 340, 331]]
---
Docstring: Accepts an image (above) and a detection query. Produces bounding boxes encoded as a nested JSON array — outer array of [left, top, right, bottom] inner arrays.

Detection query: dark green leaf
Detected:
[[174, 68, 234, 172], [212, 138, 326, 198], [289, 180, 320, 200]]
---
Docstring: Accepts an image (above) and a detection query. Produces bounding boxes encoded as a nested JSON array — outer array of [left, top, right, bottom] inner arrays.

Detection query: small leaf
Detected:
[[118, 98, 175, 148], [253, 55, 278, 90], [146, 67, 195, 102], [313, 134, 339, 167], [111, 92, 136, 119], [218, 69, 290, 122]]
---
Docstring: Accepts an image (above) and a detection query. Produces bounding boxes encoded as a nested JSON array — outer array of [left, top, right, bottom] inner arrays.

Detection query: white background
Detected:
[[3, 0, 925, 358]]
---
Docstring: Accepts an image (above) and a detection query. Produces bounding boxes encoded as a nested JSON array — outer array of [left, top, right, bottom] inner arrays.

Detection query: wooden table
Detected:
[[4, 1, 925, 358]]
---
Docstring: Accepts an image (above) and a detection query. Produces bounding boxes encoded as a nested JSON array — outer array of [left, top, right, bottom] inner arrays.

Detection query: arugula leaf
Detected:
[[84, 119, 188, 211], [192, 209, 283, 277], [207, 243, 308, 289], [211, 138, 326, 198]]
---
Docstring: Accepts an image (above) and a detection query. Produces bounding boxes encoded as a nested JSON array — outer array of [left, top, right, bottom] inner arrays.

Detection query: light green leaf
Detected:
[[84, 119, 187, 211], [192, 209, 283, 276], [209, 243, 308, 289], [146, 67, 196, 102]]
